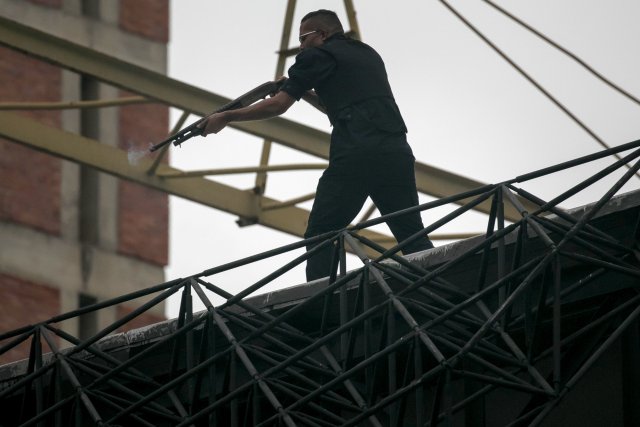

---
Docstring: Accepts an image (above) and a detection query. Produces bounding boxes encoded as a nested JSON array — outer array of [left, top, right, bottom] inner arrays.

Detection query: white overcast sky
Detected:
[[163, 1, 640, 317]]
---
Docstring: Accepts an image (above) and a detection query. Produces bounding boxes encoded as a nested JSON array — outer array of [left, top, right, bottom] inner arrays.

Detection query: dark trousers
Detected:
[[304, 150, 433, 281]]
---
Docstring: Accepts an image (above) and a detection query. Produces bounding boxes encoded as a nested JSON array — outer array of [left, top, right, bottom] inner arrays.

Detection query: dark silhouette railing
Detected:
[[2, 139, 640, 426]]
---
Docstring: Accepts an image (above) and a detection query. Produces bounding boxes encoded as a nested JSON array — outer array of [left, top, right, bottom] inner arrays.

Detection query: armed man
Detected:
[[199, 9, 433, 281]]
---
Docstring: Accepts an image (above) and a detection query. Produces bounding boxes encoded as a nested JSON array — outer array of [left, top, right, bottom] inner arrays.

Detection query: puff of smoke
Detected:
[[126, 143, 153, 166]]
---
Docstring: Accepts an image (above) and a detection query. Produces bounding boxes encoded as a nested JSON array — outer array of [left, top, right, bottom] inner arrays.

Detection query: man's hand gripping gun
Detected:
[[149, 79, 286, 152]]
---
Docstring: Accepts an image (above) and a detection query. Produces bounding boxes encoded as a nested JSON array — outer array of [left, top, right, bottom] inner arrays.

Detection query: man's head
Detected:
[[299, 10, 344, 50]]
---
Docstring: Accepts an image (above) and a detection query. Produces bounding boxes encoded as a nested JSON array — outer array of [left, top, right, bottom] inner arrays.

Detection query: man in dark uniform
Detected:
[[200, 9, 433, 281]]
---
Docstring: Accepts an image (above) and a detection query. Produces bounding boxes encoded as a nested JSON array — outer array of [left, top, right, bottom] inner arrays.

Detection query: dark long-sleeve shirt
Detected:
[[281, 34, 412, 162]]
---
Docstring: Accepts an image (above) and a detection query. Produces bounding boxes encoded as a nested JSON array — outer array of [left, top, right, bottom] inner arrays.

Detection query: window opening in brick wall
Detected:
[[79, 76, 100, 247], [78, 293, 98, 340], [81, 0, 100, 20]]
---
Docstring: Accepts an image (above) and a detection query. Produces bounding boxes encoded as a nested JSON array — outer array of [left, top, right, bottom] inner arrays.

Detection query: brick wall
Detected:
[[0, 274, 60, 364], [120, 0, 170, 43], [116, 3, 171, 266], [0, 4, 171, 265], [0, 46, 62, 235], [0, 2, 169, 356], [118, 99, 169, 266]]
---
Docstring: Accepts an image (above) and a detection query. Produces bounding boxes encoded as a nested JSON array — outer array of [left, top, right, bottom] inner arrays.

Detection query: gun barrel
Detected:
[[149, 120, 204, 152], [149, 79, 285, 153]]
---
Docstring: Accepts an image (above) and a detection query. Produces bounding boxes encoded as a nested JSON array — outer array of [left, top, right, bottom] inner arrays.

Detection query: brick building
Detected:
[[0, 0, 169, 363]]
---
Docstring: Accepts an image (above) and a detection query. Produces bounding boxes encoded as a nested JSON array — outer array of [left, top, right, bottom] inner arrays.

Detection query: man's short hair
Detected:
[[301, 9, 344, 35]]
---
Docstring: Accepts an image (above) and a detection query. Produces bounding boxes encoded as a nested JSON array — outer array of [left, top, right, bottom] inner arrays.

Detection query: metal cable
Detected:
[[483, 0, 640, 107], [439, 0, 640, 179]]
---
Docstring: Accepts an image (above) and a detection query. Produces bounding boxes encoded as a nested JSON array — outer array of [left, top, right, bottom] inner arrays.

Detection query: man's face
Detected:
[[299, 20, 324, 50]]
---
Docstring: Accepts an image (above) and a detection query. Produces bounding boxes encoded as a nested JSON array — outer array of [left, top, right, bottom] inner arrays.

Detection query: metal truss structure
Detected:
[[2, 140, 640, 426]]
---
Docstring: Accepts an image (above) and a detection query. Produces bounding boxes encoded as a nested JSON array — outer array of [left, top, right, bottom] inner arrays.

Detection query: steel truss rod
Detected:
[[560, 251, 640, 279], [350, 232, 503, 317], [0, 277, 184, 342], [46, 324, 195, 419], [264, 378, 348, 424], [190, 281, 297, 427], [529, 303, 640, 426], [511, 138, 640, 185], [0, 283, 191, 424], [373, 185, 498, 260], [197, 279, 330, 360], [245, 348, 354, 409], [515, 148, 640, 226], [342, 366, 447, 427], [85, 390, 157, 427], [533, 294, 640, 364], [38, 327, 104, 426], [343, 233, 446, 363], [383, 251, 545, 361], [506, 184, 627, 245], [428, 330, 550, 394], [534, 215, 633, 256], [64, 358, 180, 422], [256, 329, 438, 427]]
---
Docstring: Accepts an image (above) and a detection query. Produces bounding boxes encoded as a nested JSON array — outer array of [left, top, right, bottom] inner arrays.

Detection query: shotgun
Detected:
[[149, 79, 286, 152]]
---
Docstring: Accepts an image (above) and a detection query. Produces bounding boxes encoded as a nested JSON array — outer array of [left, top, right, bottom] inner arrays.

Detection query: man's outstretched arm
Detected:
[[199, 90, 296, 136]]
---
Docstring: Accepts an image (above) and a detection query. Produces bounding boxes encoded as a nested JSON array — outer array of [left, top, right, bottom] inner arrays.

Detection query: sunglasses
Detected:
[[299, 30, 320, 44]]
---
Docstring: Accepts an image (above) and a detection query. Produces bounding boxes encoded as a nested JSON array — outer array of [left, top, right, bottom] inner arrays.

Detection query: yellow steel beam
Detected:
[[255, 0, 299, 196], [343, 0, 362, 40], [0, 96, 149, 110], [0, 15, 536, 221], [158, 164, 328, 178], [262, 193, 317, 211]]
